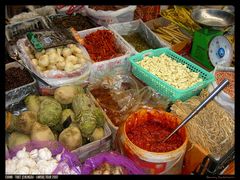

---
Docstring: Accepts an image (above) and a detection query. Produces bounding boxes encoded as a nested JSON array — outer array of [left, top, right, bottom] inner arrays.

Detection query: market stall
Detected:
[[5, 5, 235, 176]]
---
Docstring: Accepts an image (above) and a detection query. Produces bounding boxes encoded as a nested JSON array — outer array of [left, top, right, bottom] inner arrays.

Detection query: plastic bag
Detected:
[[84, 5, 136, 26], [207, 66, 234, 117], [81, 151, 144, 174], [108, 19, 170, 53], [78, 26, 133, 83], [17, 38, 92, 88], [89, 73, 141, 127], [6, 140, 81, 174]]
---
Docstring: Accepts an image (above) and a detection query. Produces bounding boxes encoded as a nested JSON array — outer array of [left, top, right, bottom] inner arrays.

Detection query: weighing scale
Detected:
[[190, 8, 234, 70]]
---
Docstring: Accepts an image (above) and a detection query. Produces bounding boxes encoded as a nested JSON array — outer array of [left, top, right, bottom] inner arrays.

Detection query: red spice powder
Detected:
[[127, 120, 184, 152]]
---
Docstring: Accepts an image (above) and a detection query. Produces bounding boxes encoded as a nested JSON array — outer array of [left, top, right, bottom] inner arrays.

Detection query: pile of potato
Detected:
[[24, 44, 89, 73]]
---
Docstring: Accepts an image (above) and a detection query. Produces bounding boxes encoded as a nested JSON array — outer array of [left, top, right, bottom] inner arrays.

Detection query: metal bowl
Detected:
[[191, 8, 234, 27]]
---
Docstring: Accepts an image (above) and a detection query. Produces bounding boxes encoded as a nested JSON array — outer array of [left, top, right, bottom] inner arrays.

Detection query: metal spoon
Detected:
[[6, 43, 53, 87], [161, 79, 229, 143]]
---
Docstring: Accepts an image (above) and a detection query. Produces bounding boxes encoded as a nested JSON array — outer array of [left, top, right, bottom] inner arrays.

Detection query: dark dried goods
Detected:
[[5, 67, 34, 91]]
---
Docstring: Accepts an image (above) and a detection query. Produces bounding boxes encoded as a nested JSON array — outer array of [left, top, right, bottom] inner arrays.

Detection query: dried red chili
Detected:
[[83, 30, 124, 62], [127, 119, 184, 152]]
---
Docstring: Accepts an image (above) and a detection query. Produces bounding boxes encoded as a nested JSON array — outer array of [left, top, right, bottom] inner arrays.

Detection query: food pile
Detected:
[[6, 85, 106, 152], [125, 109, 186, 153], [6, 67, 34, 91], [91, 162, 125, 174], [137, 54, 203, 90], [152, 23, 190, 45], [161, 6, 201, 33], [89, 5, 128, 11], [24, 43, 89, 73], [83, 30, 125, 62], [6, 147, 78, 174], [50, 14, 95, 31], [171, 89, 234, 158], [215, 71, 234, 99], [122, 32, 152, 52]]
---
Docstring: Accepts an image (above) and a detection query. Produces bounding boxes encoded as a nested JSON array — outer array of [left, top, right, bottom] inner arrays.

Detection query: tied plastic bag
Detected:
[[89, 73, 141, 127], [6, 140, 81, 175], [84, 5, 136, 26], [17, 38, 92, 88], [81, 151, 144, 174], [207, 66, 234, 117]]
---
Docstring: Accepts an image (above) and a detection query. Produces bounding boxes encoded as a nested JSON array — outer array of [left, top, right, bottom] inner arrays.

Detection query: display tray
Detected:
[[78, 26, 133, 83], [145, 17, 192, 55], [5, 61, 38, 108], [5, 90, 112, 163], [108, 19, 170, 54]]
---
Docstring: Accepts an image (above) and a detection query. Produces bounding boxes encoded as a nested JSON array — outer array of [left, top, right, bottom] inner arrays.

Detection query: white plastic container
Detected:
[[78, 26, 133, 83], [116, 108, 188, 174]]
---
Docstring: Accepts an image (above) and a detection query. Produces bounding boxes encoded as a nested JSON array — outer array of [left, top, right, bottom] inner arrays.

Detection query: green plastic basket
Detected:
[[128, 48, 215, 102]]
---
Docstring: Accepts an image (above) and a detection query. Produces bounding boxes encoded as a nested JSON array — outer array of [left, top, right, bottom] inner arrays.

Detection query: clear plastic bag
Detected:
[[84, 5, 136, 26], [89, 73, 140, 127], [81, 151, 144, 174], [17, 38, 92, 88], [6, 140, 82, 175]]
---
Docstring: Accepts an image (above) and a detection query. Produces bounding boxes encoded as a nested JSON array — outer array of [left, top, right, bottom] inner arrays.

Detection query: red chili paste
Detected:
[[127, 120, 184, 152]]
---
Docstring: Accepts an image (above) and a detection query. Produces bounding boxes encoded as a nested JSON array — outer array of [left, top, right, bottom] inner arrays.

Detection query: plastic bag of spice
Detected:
[[88, 73, 141, 128], [108, 19, 170, 53], [81, 151, 144, 174], [84, 5, 136, 26], [207, 66, 235, 117]]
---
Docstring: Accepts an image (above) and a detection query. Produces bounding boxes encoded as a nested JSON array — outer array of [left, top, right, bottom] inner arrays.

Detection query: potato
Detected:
[[64, 62, 74, 72], [35, 52, 43, 59], [56, 61, 66, 70], [48, 53, 58, 65], [47, 64, 57, 70], [38, 55, 49, 67], [62, 48, 72, 57], [71, 46, 82, 55], [66, 55, 78, 65], [73, 64, 82, 70], [31, 58, 38, 66], [46, 48, 56, 55]]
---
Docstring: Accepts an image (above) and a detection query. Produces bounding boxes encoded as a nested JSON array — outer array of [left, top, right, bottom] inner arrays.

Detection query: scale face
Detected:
[[208, 35, 233, 67]]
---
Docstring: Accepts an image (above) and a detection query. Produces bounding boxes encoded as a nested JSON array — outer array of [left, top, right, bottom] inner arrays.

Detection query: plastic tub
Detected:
[[116, 108, 188, 174]]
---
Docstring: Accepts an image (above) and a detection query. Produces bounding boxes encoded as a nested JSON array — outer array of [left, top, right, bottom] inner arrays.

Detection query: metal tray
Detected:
[[191, 9, 234, 27], [5, 61, 38, 109]]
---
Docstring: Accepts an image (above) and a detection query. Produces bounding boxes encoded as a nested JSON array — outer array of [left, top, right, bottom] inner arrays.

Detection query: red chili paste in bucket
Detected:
[[125, 109, 186, 153]]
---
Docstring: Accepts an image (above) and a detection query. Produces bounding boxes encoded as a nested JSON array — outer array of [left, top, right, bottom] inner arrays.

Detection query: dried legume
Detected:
[[215, 71, 234, 99]]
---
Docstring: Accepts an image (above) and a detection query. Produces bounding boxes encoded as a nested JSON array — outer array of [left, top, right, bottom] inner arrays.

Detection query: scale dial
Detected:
[[208, 35, 233, 67]]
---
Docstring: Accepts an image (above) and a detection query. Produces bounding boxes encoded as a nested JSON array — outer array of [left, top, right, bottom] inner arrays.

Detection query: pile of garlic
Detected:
[[5, 147, 78, 175], [24, 44, 89, 73]]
